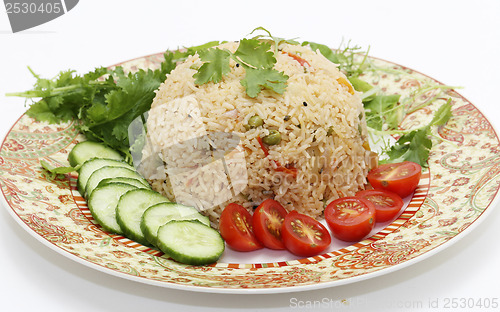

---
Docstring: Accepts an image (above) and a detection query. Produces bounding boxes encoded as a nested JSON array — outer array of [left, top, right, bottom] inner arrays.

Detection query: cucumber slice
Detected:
[[115, 189, 169, 245], [77, 158, 134, 195], [84, 166, 148, 198], [157, 220, 224, 265], [97, 177, 151, 190], [68, 141, 123, 167], [141, 202, 210, 246], [87, 182, 137, 234]]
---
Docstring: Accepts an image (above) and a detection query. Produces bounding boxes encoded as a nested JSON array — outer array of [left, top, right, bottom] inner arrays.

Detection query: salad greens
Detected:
[[7, 28, 454, 168], [7, 48, 202, 163], [311, 41, 454, 167]]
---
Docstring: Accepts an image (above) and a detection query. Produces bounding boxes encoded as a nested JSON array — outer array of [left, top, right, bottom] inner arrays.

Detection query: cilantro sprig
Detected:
[[193, 31, 289, 98], [7, 51, 188, 163]]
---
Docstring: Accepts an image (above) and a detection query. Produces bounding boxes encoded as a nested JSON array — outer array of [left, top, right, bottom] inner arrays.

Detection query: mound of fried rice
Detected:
[[139, 41, 374, 226]]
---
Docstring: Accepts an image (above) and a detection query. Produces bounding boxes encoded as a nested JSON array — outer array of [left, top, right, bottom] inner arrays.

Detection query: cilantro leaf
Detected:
[[172, 41, 220, 62], [83, 67, 168, 156], [192, 31, 291, 98], [249, 27, 299, 46], [384, 128, 432, 167], [193, 48, 231, 84], [10, 52, 175, 163], [234, 39, 275, 69], [25, 98, 65, 123], [240, 67, 288, 98]]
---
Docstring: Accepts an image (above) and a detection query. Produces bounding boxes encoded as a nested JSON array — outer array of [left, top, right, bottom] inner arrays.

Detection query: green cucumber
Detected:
[[97, 177, 151, 190], [141, 202, 210, 246], [77, 158, 134, 195], [157, 220, 224, 265], [84, 166, 148, 198], [87, 182, 137, 234], [68, 141, 123, 167], [115, 189, 169, 246]]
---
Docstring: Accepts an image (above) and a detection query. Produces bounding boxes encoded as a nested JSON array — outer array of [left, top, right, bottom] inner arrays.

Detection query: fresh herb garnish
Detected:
[[8, 29, 455, 168], [381, 100, 453, 165], [303, 40, 370, 78], [40, 159, 78, 177], [193, 48, 232, 84], [364, 94, 402, 131], [7, 53, 183, 163], [307, 40, 455, 167], [193, 32, 289, 98]]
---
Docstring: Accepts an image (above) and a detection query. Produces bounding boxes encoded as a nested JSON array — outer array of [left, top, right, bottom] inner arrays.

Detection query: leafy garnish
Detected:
[[303, 40, 370, 78], [193, 48, 231, 84], [7, 52, 184, 163], [193, 30, 290, 98], [234, 38, 276, 69], [172, 41, 221, 62], [9, 30, 456, 169], [364, 94, 402, 131], [249, 26, 299, 57], [241, 67, 288, 98], [308, 40, 455, 167], [377, 100, 454, 167], [429, 99, 453, 127], [384, 128, 432, 166], [40, 160, 77, 178]]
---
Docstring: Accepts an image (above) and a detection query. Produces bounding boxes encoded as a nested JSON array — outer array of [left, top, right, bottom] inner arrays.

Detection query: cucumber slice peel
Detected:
[[97, 177, 151, 190], [141, 202, 210, 246], [87, 182, 137, 234], [115, 189, 169, 246], [68, 141, 123, 167], [157, 220, 224, 265], [84, 166, 148, 198], [77, 158, 134, 195]]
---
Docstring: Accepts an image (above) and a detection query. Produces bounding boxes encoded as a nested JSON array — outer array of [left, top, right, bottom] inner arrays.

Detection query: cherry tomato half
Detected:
[[252, 199, 288, 250], [356, 189, 404, 223], [324, 196, 376, 242], [219, 203, 263, 251], [367, 161, 422, 198], [281, 211, 331, 257]]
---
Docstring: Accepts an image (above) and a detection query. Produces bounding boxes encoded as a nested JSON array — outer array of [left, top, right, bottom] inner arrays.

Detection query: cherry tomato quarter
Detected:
[[367, 161, 422, 198], [281, 211, 331, 257], [324, 197, 376, 242], [252, 199, 288, 250], [219, 203, 263, 252], [356, 189, 404, 223]]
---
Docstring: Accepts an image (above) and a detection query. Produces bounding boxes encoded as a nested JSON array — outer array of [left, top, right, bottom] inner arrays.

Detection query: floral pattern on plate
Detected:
[[1, 54, 498, 293]]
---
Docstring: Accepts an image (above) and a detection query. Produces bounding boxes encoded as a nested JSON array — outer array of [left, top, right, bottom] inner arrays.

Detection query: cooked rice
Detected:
[[139, 41, 373, 226]]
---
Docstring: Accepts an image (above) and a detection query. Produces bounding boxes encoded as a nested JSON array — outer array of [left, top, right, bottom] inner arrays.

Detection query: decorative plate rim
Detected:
[[1, 53, 499, 294]]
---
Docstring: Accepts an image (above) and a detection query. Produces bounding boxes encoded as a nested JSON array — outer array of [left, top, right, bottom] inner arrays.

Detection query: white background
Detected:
[[1, 1, 499, 311]]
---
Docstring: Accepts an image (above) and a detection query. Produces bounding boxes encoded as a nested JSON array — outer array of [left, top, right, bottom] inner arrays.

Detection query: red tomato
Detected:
[[252, 199, 288, 250], [367, 161, 422, 198], [324, 197, 376, 242], [219, 203, 263, 251], [281, 211, 331, 257], [356, 189, 404, 223]]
